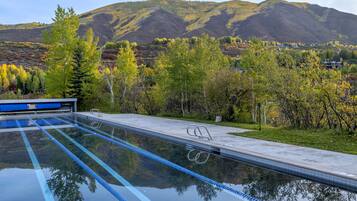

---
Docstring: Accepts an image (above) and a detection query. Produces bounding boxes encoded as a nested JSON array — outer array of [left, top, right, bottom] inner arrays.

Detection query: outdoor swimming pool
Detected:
[[0, 114, 356, 201]]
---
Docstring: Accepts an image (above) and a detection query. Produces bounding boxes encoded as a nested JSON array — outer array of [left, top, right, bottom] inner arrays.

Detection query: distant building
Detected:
[[323, 59, 343, 69]]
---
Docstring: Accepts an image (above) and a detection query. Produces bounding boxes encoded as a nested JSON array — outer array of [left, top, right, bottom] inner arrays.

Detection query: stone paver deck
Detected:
[[79, 112, 357, 189]]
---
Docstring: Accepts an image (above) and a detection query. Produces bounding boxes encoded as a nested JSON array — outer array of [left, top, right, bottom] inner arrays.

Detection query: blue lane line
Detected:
[[15, 120, 56, 201], [41, 119, 151, 201], [30, 118, 126, 201], [58, 117, 260, 201]]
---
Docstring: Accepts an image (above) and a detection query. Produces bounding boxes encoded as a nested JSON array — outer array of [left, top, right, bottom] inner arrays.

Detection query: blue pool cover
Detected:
[[0, 119, 64, 129], [0, 103, 61, 112]]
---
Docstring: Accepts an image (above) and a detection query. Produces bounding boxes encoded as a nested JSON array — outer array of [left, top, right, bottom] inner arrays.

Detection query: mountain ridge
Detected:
[[1, 0, 357, 44]]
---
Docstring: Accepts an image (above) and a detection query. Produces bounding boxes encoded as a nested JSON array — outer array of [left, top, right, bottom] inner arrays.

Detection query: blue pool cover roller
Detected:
[[0, 103, 61, 112]]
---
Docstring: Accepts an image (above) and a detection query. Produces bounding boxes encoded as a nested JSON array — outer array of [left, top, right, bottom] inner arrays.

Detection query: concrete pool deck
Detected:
[[78, 112, 357, 191]]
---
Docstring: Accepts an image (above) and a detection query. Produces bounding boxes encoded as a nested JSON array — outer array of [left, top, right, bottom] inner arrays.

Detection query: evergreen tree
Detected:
[[67, 29, 101, 109], [68, 44, 85, 100]]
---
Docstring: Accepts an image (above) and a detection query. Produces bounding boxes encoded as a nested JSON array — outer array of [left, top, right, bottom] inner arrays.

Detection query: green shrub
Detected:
[[104, 40, 137, 49]]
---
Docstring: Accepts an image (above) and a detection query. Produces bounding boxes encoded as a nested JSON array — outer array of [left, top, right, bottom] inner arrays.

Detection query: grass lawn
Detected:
[[237, 129, 357, 155], [162, 115, 357, 155], [161, 115, 273, 130]]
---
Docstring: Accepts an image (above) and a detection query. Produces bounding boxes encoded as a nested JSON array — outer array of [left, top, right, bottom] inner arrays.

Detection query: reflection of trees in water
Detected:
[[168, 174, 190, 195], [125, 131, 357, 201], [47, 130, 96, 201], [86, 129, 140, 180], [196, 183, 219, 201], [70, 120, 357, 201], [132, 136, 220, 200], [116, 130, 139, 178], [303, 183, 357, 201], [48, 155, 93, 201], [243, 170, 301, 201], [164, 169, 220, 201], [104, 127, 221, 201], [242, 169, 357, 201]]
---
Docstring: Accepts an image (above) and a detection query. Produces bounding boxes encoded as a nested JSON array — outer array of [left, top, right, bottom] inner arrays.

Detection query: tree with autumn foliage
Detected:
[[44, 6, 100, 110], [0, 64, 44, 95], [44, 6, 79, 98]]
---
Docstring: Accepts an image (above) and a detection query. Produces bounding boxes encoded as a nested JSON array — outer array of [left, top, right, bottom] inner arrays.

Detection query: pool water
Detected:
[[0, 115, 356, 201]]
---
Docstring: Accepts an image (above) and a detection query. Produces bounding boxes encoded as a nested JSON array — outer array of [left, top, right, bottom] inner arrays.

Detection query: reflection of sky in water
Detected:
[[0, 168, 45, 201], [135, 186, 237, 201], [0, 168, 239, 201]]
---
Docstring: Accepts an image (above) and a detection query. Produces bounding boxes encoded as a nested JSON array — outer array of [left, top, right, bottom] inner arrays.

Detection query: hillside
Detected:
[[1, 0, 357, 44], [0, 40, 246, 68]]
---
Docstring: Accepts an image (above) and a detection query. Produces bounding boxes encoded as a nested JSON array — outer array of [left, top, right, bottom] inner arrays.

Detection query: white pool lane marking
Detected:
[[30, 118, 126, 201], [0, 125, 74, 133], [15, 120, 56, 201], [41, 119, 151, 201]]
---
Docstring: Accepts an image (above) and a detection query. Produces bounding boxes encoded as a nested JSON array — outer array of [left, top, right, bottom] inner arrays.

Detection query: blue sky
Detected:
[[0, 0, 356, 24]]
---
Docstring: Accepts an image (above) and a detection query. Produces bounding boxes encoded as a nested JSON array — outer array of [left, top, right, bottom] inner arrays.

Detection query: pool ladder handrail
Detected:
[[90, 108, 103, 117], [186, 125, 213, 141]]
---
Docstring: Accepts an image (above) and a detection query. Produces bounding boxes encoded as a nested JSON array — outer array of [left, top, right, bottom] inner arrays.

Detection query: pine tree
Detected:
[[65, 29, 100, 110], [67, 30, 100, 110], [68, 43, 87, 104]]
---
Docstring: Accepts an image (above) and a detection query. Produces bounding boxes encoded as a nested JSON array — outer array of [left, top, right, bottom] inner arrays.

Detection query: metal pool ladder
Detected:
[[90, 108, 103, 117], [186, 125, 213, 141]]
